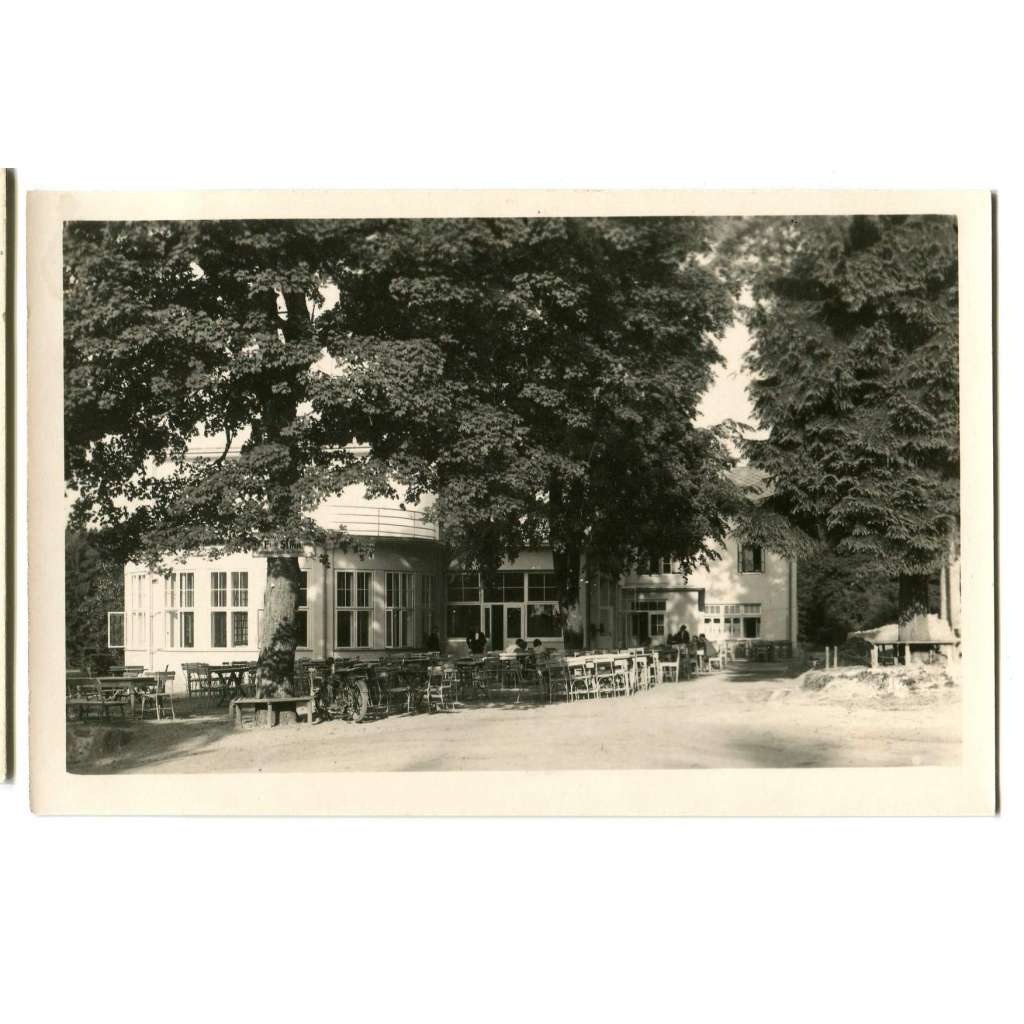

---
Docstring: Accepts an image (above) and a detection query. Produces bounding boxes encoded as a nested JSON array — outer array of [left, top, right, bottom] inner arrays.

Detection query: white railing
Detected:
[[322, 505, 439, 540]]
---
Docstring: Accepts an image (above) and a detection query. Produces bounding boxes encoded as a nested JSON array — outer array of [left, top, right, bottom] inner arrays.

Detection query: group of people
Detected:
[[668, 625, 718, 659], [461, 624, 717, 658], [464, 629, 548, 658]]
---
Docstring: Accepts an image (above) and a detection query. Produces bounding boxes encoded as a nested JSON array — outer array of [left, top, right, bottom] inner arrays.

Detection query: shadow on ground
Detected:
[[67, 716, 233, 774]]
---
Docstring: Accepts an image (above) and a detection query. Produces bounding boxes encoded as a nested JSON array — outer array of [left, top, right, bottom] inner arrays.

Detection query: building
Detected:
[[114, 467, 798, 688]]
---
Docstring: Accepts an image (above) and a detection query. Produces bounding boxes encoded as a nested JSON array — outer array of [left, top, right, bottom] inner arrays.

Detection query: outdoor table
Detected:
[[208, 663, 258, 702], [230, 694, 315, 729], [66, 676, 133, 720]]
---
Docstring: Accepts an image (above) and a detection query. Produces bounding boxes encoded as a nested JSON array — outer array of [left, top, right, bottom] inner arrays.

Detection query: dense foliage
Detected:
[[64, 218, 742, 671], [65, 530, 123, 670], [313, 218, 744, 601], [722, 215, 959, 619]]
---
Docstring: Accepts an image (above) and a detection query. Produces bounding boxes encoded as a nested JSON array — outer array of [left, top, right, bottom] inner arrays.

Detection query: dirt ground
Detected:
[[67, 661, 961, 774]]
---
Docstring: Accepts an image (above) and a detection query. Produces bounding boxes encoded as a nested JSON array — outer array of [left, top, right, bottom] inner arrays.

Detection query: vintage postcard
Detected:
[[28, 190, 995, 814]]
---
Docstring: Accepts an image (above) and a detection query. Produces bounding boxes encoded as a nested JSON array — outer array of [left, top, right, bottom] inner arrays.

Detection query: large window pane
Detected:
[[337, 610, 353, 648], [181, 612, 195, 648], [356, 610, 370, 647], [447, 572, 479, 603], [527, 572, 559, 602], [526, 603, 558, 638], [231, 611, 249, 646], [231, 571, 248, 607], [211, 611, 227, 648], [447, 605, 480, 638], [337, 571, 353, 608]]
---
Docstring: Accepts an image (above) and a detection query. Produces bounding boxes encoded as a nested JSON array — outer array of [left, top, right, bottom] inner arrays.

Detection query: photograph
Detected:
[[28, 190, 995, 814]]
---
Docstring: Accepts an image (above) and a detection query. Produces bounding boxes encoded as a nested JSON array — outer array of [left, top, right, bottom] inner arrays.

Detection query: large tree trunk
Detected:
[[897, 572, 933, 642], [552, 541, 584, 652], [260, 554, 302, 693]]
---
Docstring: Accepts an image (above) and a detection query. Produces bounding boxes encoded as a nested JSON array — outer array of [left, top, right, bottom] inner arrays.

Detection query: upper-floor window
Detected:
[[738, 543, 764, 574], [647, 556, 675, 575]]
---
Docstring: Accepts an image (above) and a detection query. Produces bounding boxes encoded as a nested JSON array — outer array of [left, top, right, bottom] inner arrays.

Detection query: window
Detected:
[[526, 603, 558, 638], [211, 612, 228, 648], [107, 611, 125, 649], [385, 571, 415, 648], [211, 571, 227, 648], [447, 604, 480, 638], [739, 543, 764, 574], [229, 571, 249, 646], [296, 571, 309, 648], [420, 575, 434, 640], [483, 571, 525, 603], [166, 571, 195, 648], [337, 570, 372, 648], [446, 572, 479, 603], [165, 573, 177, 648], [506, 606, 522, 640], [647, 556, 675, 574], [179, 572, 194, 648], [527, 572, 559, 602], [704, 603, 760, 640], [128, 573, 147, 648], [629, 599, 667, 643]]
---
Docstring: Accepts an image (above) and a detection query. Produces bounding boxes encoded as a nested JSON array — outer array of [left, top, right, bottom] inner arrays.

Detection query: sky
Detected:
[[696, 317, 755, 430]]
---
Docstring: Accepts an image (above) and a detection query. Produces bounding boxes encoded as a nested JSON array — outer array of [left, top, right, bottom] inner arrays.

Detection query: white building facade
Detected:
[[118, 472, 798, 688]]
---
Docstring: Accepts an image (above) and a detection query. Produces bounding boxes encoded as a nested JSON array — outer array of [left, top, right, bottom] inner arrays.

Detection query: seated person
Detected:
[[531, 639, 548, 657], [466, 629, 488, 655], [425, 629, 441, 653]]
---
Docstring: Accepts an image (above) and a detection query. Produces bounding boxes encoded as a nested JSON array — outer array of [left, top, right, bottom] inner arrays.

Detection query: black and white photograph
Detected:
[[28, 189, 994, 814]]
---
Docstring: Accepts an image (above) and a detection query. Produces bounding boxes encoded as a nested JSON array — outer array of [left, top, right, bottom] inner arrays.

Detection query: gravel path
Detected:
[[70, 664, 961, 774]]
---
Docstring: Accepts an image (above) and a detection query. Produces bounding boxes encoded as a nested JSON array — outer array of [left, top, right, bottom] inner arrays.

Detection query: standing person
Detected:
[[680, 625, 691, 647], [466, 628, 488, 655]]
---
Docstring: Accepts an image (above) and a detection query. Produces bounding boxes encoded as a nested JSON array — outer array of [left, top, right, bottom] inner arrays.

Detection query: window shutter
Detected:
[[107, 611, 125, 649]]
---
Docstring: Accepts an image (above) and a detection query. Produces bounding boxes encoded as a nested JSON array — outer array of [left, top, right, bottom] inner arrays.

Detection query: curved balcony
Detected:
[[317, 503, 440, 541]]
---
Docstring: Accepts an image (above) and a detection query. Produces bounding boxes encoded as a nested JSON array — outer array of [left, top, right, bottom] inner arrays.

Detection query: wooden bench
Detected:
[[230, 694, 316, 729]]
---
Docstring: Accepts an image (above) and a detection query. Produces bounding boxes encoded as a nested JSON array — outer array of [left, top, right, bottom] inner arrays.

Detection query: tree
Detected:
[[311, 217, 745, 627], [65, 529, 123, 669], [64, 218, 742, 675], [721, 215, 959, 627], [65, 221, 355, 688]]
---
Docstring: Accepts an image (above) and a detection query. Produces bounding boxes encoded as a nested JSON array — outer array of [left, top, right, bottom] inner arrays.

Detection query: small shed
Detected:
[[849, 615, 960, 667]]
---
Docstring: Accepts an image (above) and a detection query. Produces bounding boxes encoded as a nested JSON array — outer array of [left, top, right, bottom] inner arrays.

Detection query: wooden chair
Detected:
[[660, 648, 681, 683], [612, 656, 632, 695], [566, 656, 595, 700], [424, 664, 457, 712], [544, 655, 571, 702], [138, 671, 176, 720], [593, 656, 619, 697], [182, 663, 212, 699], [705, 643, 725, 671]]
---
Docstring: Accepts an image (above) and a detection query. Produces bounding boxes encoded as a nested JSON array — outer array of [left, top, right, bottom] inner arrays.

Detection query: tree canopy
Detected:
[[64, 217, 743, 669], [721, 214, 959, 616]]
